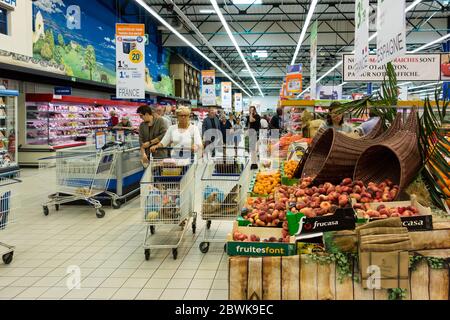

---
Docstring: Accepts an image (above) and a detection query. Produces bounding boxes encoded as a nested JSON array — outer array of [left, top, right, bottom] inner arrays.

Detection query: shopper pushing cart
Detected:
[[199, 149, 250, 254], [41, 141, 123, 218], [141, 148, 197, 260]]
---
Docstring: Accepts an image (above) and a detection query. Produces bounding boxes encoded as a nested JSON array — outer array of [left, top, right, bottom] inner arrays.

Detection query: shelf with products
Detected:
[[24, 94, 143, 150], [0, 90, 19, 175]]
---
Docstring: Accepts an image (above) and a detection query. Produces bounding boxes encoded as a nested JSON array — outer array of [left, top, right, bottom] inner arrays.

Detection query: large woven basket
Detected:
[[301, 113, 404, 184]]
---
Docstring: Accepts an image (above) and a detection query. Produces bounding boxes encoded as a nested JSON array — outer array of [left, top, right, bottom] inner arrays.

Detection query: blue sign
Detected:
[[54, 87, 72, 95], [0, 0, 16, 8], [287, 64, 302, 74]]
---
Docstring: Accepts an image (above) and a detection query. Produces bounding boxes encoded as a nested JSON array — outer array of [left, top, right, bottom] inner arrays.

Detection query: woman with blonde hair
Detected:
[[150, 107, 203, 157]]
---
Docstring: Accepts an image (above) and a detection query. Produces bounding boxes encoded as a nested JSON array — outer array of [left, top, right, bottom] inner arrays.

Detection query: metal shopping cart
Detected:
[[0, 173, 20, 264], [41, 142, 123, 218], [199, 151, 250, 253], [141, 149, 197, 260]]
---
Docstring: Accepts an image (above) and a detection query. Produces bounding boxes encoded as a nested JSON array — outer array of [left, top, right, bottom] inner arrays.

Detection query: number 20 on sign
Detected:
[[129, 49, 143, 64]]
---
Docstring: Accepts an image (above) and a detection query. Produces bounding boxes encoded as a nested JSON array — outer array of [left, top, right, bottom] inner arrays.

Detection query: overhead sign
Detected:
[[54, 87, 72, 96], [285, 64, 303, 95], [354, 0, 369, 76], [201, 70, 216, 106], [310, 21, 318, 99], [221, 82, 232, 111], [343, 54, 441, 82], [318, 85, 342, 100], [376, 0, 406, 65], [234, 93, 243, 111], [287, 64, 302, 74], [115, 23, 146, 99], [0, 0, 16, 9]]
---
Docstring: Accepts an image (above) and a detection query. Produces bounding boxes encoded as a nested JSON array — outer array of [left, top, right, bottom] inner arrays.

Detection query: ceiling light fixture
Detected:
[[133, 0, 252, 97], [410, 34, 450, 53], [199, 9, 216, 14], [232, 0, 263, 5], [409, 82, 442, 91], [210, 0, 264, 96], [291, 0, 319, 65]]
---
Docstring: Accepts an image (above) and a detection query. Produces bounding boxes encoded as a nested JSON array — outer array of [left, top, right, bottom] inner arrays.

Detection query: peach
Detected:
[[319, 195, 329, 202], [336, 186, 342, 193], [296, 202, 307, 210], [350, 193, 361, 201], [300, 207, 313, 216], [389, 189, 398, 199], [313, 208, 323, 216], [380, 214, 388, 219], [318, 187, 326, 194], [366, 210, 380, 217], [382, 193, 391, 202], [360, 197, 371, 203], [324, 182, 333, 191], [338, 195, 349, 207], [379, 208, 389, 216], [326, 186, 336, 195], [355, 180, 364, 187], [352, 185, 362, 194], [320, 201, 332, 211], [353, 203, 364, 210], [402, 210, 413, 217], [342, 178, 352, 186], [295, 189, 305, 197]]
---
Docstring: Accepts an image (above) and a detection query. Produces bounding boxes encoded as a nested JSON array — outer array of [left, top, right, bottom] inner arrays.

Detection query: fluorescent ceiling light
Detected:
[[291, 0, 319, 65], [133, 0, 252, 97], [338, 82, 348, 87], [232, 0, 262, 4], [199, 9, 216, 14], [409, 88, 439, 94], [408, 82, 442, 91], [410, 34, 450, 53], [406, 0, 423, 12], [398, 82, 412, 86], [210, 0, 264, 96]]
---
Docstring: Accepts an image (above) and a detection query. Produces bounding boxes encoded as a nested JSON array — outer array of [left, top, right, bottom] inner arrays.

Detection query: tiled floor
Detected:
[[0, 167, 239, 300]]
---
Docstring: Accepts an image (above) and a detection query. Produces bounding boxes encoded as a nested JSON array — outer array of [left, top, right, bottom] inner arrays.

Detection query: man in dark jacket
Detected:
[[202, 107, 221, 157], [270, 107, 283, 130]]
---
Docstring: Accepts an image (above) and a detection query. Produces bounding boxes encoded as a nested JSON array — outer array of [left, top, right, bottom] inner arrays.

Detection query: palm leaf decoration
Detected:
[[333, 62, 450, 210]]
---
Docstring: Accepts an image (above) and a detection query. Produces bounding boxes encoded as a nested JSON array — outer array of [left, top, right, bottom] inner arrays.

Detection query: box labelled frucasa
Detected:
[[355, 195, 433, 231], [226, 222, 296, 257], [287, 207, 356, 235]]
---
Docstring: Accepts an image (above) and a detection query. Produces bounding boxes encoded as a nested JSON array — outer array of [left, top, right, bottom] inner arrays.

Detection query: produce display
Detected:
[[353, 203, 420, 219], [232, 231, 290, 243], [270, 133, 304, 158], [252, 170, 281, 196], [283, 159, 299, 179]]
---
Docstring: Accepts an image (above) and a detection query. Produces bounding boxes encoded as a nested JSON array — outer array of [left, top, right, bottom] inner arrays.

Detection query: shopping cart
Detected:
[[0, 174, 19, 264], [41, 141, 123, 218], [141, 149, 197, 260], [199, 151, 250, 253]]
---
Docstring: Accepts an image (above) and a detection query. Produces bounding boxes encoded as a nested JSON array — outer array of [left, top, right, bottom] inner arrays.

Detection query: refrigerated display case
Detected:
[[0, 90, 19, 176], [20, 94, 142, 166]]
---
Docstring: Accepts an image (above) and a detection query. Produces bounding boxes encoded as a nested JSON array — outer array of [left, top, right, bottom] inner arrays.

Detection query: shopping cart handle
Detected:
[[102, 141, 124, 150]]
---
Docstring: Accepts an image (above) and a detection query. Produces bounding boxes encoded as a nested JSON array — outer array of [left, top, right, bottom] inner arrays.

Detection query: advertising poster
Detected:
[[441, 53, 450, 81], [343, 54, 441, 81], [95, 131, 106, 150], [234, 93, 243, 111], [221, 82, 232, 111], [286, 64, 303, 95], [115, 23, 145, 99], [354, 0, 369, 76], [318, 85, 342, 100], [376, 0, 406, 65], [201, 70, 216, 106], [310, 20, 318, 99]]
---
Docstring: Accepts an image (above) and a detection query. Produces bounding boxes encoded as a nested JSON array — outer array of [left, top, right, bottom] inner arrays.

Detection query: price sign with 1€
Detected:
[[116, 24, 145, 99]]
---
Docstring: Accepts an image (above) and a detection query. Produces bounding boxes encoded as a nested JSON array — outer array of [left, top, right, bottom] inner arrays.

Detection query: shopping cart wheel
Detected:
[[172, 248, 178, 260], [144, 249, 150, 260], [2, 252, 13, 264], [206, 220, 212, 229], [96, 209, 106, 218], [55, 204, 60, 211], [150, 226, 155, 235], [199, 242, 210, 254], [112, 199, 122, 209], [43, 206, 49, 216]]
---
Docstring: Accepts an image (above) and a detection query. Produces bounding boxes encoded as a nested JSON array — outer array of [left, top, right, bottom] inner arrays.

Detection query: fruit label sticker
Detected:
[[116, 24, 145, 99]]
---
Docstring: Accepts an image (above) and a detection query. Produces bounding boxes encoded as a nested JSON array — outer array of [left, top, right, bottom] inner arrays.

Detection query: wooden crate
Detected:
[[229, 253, 449, 300]]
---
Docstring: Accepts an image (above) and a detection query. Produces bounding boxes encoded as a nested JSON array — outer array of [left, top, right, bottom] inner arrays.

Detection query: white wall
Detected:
[[249, 96, 279, 113], [0, 0, 33, 57]]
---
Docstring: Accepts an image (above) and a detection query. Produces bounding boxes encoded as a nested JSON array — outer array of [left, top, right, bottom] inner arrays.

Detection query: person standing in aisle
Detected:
[[233, 117, 243, 156], [113, 116, 135, 136], [137, 105, 168, 167], [154, 105, 172, 128], [270, 107, 283, 130], [220, 115, 233, 152], [202, 107, 221, 158], [246, 106, 261, 170], [107, 110, 119, 131], [320, 102, 353, 134]]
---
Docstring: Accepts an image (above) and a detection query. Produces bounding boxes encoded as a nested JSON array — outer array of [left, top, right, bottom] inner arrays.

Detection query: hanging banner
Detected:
[[201, 70, 216, 106], [285, 64, 303, 94], [310, 21, 318, 99], [234, 93, 243, 111], [221, 82, 232, 111], [115, 24, 145, 99], [376, 0, 406, 65], [354, 0, 369, 76], [343, 54, 441, 81], [317, 85, 342, 100]]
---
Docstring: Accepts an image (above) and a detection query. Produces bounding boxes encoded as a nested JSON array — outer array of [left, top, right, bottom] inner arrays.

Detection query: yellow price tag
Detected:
[[129, 49, 143, 64]]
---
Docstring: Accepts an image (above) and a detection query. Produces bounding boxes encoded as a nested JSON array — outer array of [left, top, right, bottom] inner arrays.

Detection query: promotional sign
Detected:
[[343, 54, 442, 81], [317, 85, 342, 100], [54, 87, 72, 96], [95, 131, 106, 150], [201, 70, 216, 106], [310, 21, 318, 99], [234, 93, 243, 111], [285, 64, 303, 94], [441, 53, 450, 81], [221, 82, 232, 111], [115, 24, 146, 99], [0, 0, 17, 9], [116, 130, 125, 142], [354, 0, 369, 76], [376, 0, 406, 65]]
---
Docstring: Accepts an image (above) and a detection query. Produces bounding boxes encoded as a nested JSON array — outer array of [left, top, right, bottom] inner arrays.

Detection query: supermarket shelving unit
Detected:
[[0, 89, 19, 177]]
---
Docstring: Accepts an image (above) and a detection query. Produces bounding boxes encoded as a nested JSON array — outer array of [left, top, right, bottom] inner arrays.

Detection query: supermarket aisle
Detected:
[[0, 168, 233, 300]]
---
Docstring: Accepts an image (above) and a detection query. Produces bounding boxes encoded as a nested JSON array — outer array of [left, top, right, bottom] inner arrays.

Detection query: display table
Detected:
[[228, 224, 450, 300]]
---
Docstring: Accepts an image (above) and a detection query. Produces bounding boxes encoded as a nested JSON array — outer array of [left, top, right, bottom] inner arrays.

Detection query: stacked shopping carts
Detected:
[[0, 174, 19, 264], [199, 153, 250, 253], [141, 155, 197, 260], [40, 142, 123, 218]]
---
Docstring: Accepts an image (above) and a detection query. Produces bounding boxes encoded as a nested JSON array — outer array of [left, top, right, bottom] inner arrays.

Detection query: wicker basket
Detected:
[[354, 130, 421, 195], [301, 113, 404, 184]]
